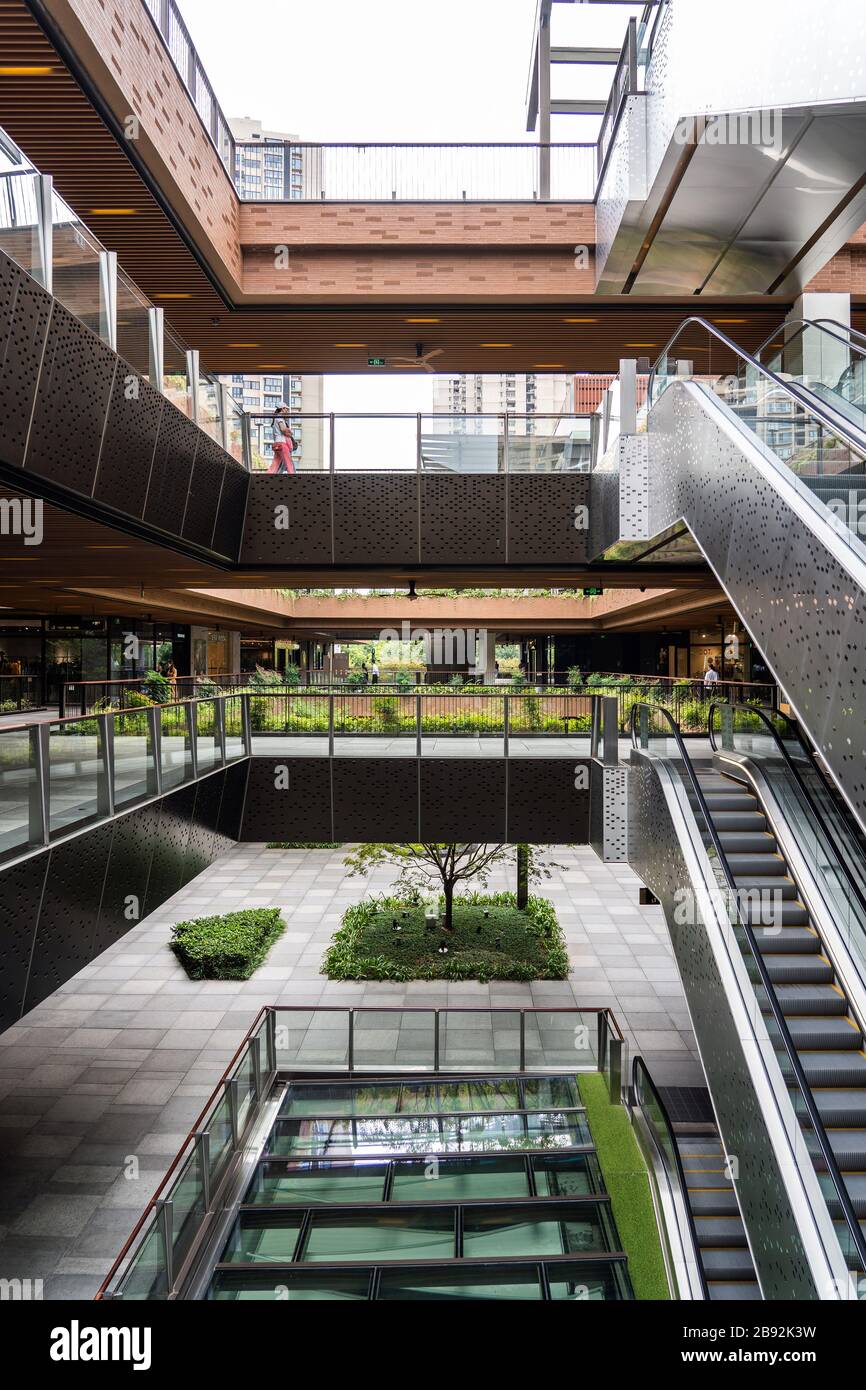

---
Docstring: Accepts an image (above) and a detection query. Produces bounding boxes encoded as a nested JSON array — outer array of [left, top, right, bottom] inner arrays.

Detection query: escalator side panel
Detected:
[[647, 379, 866, 831], [628, 754, 820, 1299]]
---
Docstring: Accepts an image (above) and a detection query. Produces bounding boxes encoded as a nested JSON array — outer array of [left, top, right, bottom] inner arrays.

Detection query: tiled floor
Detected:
[[0, 841, 700, 1298]]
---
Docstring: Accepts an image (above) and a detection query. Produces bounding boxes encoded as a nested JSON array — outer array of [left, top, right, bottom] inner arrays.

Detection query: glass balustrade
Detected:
[[650, 319, 866, 559], [97, 1007, 626, 1302]]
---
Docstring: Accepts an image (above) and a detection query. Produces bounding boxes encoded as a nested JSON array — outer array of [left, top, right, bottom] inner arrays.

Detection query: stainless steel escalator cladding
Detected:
[[642, 316, 866, 838], [628, 701, 866, 1299]]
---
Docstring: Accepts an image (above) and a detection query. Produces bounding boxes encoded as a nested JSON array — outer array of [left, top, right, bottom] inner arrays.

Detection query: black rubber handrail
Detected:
[[708, 701, 866, 934], [752, 318, 866, 366], [815, 319, 866, 352], [646, 316, 866, 456], [631, 1054, 710, 1299], [630, 699, 866, 1276]]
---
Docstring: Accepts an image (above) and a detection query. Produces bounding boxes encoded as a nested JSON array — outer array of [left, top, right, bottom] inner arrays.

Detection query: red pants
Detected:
[[268, 442, 295, 474]]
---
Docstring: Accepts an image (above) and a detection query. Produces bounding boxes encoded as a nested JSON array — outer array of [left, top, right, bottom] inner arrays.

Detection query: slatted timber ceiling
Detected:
[[0, 1, 800, 374]]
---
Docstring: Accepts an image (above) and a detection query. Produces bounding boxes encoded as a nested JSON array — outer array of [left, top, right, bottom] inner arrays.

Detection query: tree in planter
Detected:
[[343, 842, 561, 932]]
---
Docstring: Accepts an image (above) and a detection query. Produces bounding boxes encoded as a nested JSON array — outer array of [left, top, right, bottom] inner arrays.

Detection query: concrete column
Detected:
[[787, 292, 851, 384], [476, 629, 498, 683]]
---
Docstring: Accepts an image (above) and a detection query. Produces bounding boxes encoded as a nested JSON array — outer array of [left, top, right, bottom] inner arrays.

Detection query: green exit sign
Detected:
[[582, 587, 604, 598], [368, 356, 386, 367]]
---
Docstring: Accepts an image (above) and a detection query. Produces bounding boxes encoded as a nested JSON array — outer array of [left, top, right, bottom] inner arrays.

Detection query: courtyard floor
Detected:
[[0, 841, 700, 1298]]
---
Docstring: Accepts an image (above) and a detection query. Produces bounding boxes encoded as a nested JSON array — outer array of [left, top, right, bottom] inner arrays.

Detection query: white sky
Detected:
[[176, 0, 643, 143], [176, 0, 643, 433]]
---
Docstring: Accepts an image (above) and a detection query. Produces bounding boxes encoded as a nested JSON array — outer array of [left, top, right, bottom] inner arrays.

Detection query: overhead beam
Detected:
[[551, 47, 622, 64], [552, 99, 608, 116]]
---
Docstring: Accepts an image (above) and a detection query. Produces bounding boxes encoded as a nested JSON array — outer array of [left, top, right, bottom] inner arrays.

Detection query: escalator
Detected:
[[635, 317, 866, 835], [628, 702, 866, 1299], [753, 318, 866, 438], [631, 1057, 761, 1300]]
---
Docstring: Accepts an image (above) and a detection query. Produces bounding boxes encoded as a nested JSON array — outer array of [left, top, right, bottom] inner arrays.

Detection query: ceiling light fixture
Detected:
[[563, 317, 598, 323], [481, 343, 513, 348], [406, 317, 441, 323]]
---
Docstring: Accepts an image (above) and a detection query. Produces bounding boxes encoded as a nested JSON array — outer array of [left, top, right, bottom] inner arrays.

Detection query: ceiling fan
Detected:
[[387, 343, 445, 373]]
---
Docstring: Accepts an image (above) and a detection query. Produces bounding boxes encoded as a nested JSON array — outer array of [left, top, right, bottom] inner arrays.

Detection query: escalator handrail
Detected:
[[815, 319, 866, 353], [708, 700, 866, 934], [751, 317, 866, 366], [631, 1054, 710, 1299], [630, 699, 866, 1275], [647, 315, 866, 456]]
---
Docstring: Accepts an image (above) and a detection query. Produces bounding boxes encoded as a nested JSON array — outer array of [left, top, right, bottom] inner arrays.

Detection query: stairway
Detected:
[[694, 766, 866, 1263], [674, 1123, 761, 1300]]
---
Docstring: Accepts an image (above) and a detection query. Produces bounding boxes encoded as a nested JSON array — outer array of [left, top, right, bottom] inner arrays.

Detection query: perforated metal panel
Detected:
[[420, 476, 506, 564], [419, 759, 507, 841], [143, 784, 195, 913], [217, 760, 250, 840], [25, 300, 116, 497], [183, 770, 230, 884], [24, 826, 113, 1013], [94, 808, 155, 957], [240, 757, 332, 842], [240, 475, 332, 564], [332, 759, 419, 841], [0, 854, 48, 1031], [212, 464, 250, 560], [507, 759, 590, 842], [333, 474, 418, 564], [507, 475, 591, 564], [144, 403, 198, 532], [0, 251, 51, 469], [618, 435, 650, 540], [628, 753, 818, 1298], [182, 434, 225, 547], [93, 361, 163, 518], [649, 381, 866, 831]]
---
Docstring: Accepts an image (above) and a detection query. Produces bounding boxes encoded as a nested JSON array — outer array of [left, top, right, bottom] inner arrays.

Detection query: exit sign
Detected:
[[582, 587, 604, 598], [368, 356, 386, 367]]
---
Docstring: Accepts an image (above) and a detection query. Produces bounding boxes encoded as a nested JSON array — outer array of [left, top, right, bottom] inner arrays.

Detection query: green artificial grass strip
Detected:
[[322, 892, 568, 982], [578, 1073, 670, 1302], [170, 908, 286, 980]]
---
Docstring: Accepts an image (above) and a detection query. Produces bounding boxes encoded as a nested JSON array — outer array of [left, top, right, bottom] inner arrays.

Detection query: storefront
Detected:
[[0, 616, 191, 708]]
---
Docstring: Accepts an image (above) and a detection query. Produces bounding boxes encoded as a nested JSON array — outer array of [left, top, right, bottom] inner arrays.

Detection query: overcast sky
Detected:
[[176, 0, 639, 143], [176, 0, 641, 423]]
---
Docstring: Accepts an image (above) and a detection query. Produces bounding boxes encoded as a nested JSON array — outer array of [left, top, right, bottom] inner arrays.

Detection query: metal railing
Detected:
[[631, 1055, 709, 1300], [96, 1003, 625, 1300], [0, 692, 250, 866], [0, 675, 43, 713], [142, 0, 235, 175], [244, 412, 594, 474], [631, 700, 866, 1283], [709, 700, 866, 988], [234, 141, 596, 202], [0, 138, 248, 466], [596, 17, 639, 188]]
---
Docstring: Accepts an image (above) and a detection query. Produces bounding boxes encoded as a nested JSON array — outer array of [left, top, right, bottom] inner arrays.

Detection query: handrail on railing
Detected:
[[815, 319, 866, 352], [647, 316, 866, 454], [630, 699, 866, 1278], [752, 318, 866, 365], [95, 1002, 624, 1300], [631, 1054, 710, 1300], [708, 700, 866, 936]]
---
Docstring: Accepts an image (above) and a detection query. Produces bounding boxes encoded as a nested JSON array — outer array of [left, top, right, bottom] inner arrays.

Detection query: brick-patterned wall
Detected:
[[806, 245, 866, 294], [45, 0, 241, 290], [239, 202, 595, 248], [241, 247, 595, 301]]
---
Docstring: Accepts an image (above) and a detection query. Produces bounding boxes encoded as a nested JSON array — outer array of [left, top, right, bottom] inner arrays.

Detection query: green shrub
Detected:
[[142, 670, 172, 704], [170, 908, 285, 980], [567, 667, 584, 688], [266, 841, 339, 849], [322, 892, 568, 984]]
